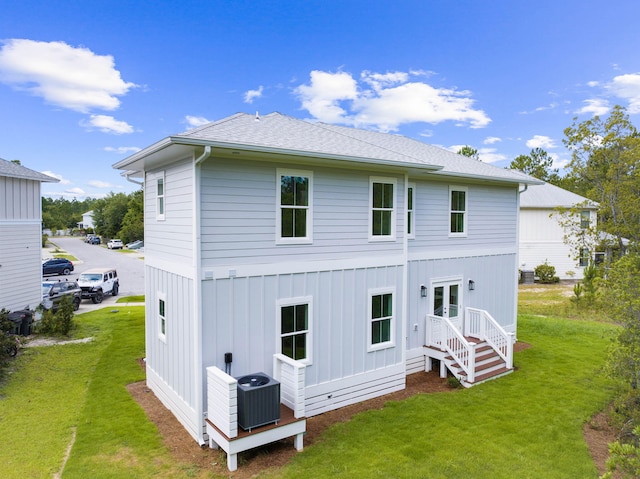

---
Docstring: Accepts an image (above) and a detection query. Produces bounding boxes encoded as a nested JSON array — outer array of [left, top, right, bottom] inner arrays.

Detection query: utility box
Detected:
[[236, 372, 280, 431]]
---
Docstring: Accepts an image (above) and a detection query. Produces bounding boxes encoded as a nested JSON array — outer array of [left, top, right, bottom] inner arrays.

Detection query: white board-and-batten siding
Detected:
[[144, 265, 199, 440], [0, 177, 43, 311], [201, 264, 406, 417], [0, 176, 42, 220]]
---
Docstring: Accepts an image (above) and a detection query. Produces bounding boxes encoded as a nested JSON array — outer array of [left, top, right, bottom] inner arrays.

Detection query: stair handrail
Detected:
[[426, 314, 476, 383], [465, 307, 513, 369]]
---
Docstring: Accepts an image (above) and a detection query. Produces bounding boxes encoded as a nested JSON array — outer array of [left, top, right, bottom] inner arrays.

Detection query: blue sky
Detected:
[[2, 1, 640, 198]]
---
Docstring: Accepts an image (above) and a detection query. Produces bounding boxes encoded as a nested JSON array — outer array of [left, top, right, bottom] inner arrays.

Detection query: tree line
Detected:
[[43, 189, 143, 244]]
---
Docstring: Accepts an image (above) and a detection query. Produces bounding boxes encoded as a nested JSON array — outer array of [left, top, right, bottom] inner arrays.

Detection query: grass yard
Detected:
[[0, 285, 619, 478]]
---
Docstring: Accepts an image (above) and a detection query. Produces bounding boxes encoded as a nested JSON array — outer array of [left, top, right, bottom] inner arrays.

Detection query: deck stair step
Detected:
[[441, 339, 513, 387]]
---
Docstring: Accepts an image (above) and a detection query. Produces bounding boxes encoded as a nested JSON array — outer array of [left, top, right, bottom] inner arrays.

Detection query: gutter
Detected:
[[193, 145, 213, 444]]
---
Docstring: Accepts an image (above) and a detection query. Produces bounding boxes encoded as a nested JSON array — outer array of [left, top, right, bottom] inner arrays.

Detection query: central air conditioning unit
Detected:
[[236, 372, 281, 431]]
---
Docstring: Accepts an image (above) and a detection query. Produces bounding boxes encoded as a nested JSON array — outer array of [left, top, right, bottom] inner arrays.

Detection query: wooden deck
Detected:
[[205, 404, 306, 471]]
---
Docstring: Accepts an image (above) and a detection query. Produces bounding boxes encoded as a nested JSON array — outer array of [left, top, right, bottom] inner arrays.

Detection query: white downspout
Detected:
[[193, 146, 212, 444], [402, 173, 409, 374], [125, 174, 144, 187], [513, 183, 527, 338]]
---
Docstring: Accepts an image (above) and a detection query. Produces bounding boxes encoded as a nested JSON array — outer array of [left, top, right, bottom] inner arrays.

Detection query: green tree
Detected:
[[563, 105, 640, 250], [92, 192, 130, 239], [457, 145, 479, 161], [508, 148, 560, 184], [118, 189, 144, 243]]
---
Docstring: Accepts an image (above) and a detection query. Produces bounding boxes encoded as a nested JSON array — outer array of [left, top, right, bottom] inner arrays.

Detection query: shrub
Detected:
[[41, 234, 48, 248], [35, 296, 75, 336], [535, 261, 559, 284]]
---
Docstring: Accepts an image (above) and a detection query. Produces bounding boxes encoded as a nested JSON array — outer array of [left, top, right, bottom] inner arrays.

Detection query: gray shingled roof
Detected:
[[520, 181, 598, 208], [0, 157, 58, 182], [115, 112, 541, 185]]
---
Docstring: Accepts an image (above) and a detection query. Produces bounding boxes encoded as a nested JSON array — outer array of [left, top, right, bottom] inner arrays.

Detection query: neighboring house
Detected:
[[0, 158, 57, 312], [78, 210, 94, 230], [114, 112, 540, 467], [519, 182, 598, 280]]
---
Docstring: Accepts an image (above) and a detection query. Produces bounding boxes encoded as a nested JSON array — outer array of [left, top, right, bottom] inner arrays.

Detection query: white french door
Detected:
[[431, 279, 463, 331]]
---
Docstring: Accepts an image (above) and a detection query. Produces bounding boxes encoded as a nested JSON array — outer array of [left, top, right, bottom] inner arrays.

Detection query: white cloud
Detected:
[[88, 180, 115, 188], [294, 70, 490, 131], [526, 135, 556, 149], [607, 73, 640, 113], [81, 115, 134, 134], [576, 98, 610, 116], [587, 81, 600, 87], [478, 148, 506, 163], [244, 85, 264, 103], [184, 115, 211, 127], [65, 187, 86, 197], [41, 170, 71, 184], [483, 136, 501, 145], [104, 146, 141, 154], [0, 39, 136, 113]]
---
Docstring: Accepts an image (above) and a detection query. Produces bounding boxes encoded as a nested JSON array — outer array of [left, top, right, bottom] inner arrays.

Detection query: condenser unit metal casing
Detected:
[[236, 372, 281, 431]]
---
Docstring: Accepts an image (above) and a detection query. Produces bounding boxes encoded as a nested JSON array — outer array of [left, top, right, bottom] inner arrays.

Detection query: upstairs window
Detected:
[[156, 174, 165, 220], [277, 170, 313, 244], [370, 177, 397, 241], [407, 184, 415, 239], [278, 298, 312, 363], [449, 186, 467, 237], [580, 211, 590, 230]]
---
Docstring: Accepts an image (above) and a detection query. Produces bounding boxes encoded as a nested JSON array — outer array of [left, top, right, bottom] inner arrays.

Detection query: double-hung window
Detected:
[[158, 293, 167, 341], [278, 298, 312, 363], [407, 183, 415, 239], [156, 173, 165, 220], [277, 170, 313, 243], [370, 177, 397, 241], [368, 288, 395, 351], [580, 211, 590, 230], [449, 186, 467, 237], [579, 248, 590, 267]]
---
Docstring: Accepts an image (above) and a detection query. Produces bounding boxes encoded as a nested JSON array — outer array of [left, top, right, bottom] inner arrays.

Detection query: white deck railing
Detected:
[[426, 314, 476, 383], [206, 366, 239, 439], [464, 307, 514, 369], [272, 354, 306, 418]]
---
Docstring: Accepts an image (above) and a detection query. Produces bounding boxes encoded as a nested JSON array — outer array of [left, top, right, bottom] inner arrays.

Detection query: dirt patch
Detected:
[[128, 341, 615, 477]]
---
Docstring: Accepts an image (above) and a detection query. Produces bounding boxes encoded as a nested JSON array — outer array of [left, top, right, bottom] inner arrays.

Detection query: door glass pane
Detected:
[[449, 284, 459, 318], [433, 286, 444, 316]]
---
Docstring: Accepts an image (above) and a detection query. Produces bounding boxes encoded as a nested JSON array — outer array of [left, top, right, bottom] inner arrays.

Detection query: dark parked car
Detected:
[[42, 258, 74, 276], [41, 280, 82, 311], [89, 236, 101, 245]]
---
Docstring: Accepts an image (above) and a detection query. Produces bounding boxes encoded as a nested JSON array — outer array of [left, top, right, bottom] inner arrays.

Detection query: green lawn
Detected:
[[0, 289, 619, 478]]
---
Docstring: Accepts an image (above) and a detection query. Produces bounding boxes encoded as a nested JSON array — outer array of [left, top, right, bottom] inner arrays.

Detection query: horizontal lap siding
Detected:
[[0, 223, 42, 310], [199, 159, 404, 265], [411, 181, 518, 250], [0, 177, 41, 220], [144, 159, 194, 263], [201, 265, 405, 409]]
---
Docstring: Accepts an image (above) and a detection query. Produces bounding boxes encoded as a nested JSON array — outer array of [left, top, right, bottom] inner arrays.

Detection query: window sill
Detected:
[[368, 342, 395, 352]]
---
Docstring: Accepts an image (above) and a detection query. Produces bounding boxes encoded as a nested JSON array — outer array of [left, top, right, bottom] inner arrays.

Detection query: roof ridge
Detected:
[[180, 112, 249, 136]]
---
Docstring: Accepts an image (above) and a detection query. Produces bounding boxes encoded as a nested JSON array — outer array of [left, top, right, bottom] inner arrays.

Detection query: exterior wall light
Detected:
[[468, 280, 475, 291], [420, 285, 427, 297]]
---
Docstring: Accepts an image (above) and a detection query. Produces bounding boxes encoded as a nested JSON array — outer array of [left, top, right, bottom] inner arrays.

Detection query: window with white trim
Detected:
[[449, 186, 467, 236], [158, 294, 167, 341], [370, 177, 397, 240], [407, 183, 415, 239], [368, 288, 395, 350], [579, 248, 590, 267], [580, 210, 590, 230], [276, 170, 313, 243], [278, 298, 312, 363], [156, 174, 165, 220]]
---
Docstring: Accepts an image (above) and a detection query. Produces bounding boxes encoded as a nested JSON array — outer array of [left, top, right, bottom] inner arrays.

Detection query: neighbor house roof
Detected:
[[520, 182, 598, 209], [0, 157, 58, 183], [114, 112, 542, 186]]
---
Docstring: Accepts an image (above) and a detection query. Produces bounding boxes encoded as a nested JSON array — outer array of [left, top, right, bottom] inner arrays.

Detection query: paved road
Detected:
[[44, 236, 145, 313]]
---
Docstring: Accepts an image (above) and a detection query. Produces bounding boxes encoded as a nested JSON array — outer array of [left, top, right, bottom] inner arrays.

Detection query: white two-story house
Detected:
[[115, 112, 540, 462]]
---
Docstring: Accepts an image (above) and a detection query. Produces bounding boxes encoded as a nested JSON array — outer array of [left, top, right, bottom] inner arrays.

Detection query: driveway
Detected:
[[44, 236, 145, 313]]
